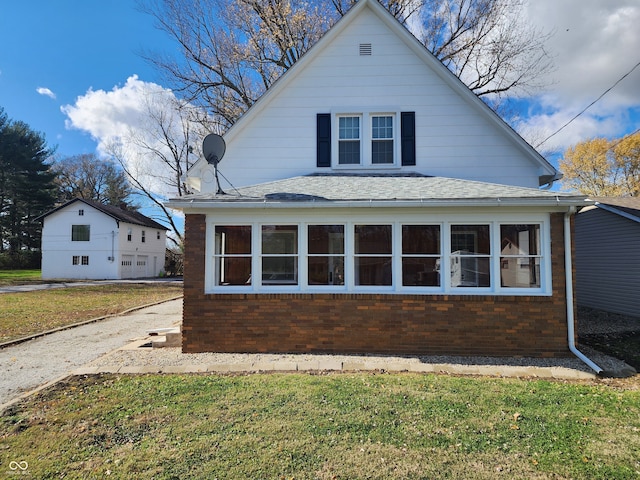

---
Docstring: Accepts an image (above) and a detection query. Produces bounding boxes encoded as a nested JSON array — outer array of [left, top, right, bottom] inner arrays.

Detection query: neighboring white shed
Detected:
[[39, 198, 168, 280], [575, 197, 640, 318]]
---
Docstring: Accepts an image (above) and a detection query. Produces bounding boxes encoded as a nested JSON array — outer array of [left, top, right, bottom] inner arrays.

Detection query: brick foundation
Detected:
[[182, 213, 575, 357]]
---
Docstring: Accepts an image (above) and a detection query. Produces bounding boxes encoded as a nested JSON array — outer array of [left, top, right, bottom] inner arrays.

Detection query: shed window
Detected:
[[71, 225, 90, 242]]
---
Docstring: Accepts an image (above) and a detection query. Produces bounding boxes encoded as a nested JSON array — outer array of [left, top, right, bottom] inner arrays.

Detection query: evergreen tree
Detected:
[[0, 108, 57, 261]]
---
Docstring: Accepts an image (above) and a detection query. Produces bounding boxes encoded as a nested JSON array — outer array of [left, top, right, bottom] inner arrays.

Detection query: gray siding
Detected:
[[575, 206, 640, 317]]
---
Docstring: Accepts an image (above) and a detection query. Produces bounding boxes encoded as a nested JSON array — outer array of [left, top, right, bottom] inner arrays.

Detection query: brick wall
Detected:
[[182, 213, 574, 357]]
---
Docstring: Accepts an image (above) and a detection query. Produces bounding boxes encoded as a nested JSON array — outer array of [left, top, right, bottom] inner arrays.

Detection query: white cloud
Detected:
[[514, 0, 640, 154], [37, 87, 56, 99], [62, 75, 205, 199]]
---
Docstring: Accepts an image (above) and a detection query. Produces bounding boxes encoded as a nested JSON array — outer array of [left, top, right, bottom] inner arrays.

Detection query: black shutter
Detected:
[[401, 111, 416, 166], [316, 113, 331, 167]]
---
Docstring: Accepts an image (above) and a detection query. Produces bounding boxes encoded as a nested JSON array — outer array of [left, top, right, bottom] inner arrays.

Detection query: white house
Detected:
[[166, 0, 596, 366], [39, 198, 168, 280]]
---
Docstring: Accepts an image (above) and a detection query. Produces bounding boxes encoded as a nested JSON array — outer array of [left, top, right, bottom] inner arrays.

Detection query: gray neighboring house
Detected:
[[575, 197, 640, 318]]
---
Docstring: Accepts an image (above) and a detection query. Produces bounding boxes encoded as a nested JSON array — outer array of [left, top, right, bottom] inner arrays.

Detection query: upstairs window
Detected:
[[141, 230, 146, 243], [338, 116, 361, 165], [78, 209, 84, 216], [371, 116, 394, 164], [127, 228, 132, 242], [71, 225, 90, 241]]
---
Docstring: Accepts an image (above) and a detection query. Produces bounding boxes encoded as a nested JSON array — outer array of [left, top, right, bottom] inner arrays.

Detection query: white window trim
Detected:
[[205, 213, 551, 296], [332, 109, 401, 169]]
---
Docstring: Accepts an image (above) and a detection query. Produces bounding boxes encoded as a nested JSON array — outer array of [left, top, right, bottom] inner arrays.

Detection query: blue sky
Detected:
[[1, 0, 639, 184], [0, 1, 174, 157]]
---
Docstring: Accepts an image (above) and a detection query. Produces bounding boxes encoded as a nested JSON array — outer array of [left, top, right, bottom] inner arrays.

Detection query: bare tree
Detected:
[[141, 0, 553, 127], [139, 0, 334, 129], [53, 153, 136, 207], [104, 95, 206, 245]]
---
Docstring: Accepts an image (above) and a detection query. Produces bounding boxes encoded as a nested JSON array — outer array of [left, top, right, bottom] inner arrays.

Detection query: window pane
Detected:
[[71, 225, 90, 241], [402, 225, 440, 254], [216, 257, 252, 286], [339, 116, 360, 139], [308, 225, 344, 254], [402, 258, 440, 286], [355, 225, 392, 254], [451, 225, 490, 254], [262, 226, 297, 254], [355, 257, 392, 286], [500, 224, 541, 288], [500, 224, 540, 256], [339, 141, 360, 164], [308, 256, 345, 285], [372, 116, 393, 139], [215, 226, 251, 254], [450, 256, 490, 287], [501, 257, 540, 288], [262, 257, 297, 284], [372, 140, 393, 164]]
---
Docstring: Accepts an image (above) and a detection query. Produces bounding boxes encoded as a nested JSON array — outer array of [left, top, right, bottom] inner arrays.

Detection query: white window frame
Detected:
[[332, 109, 400, 169], [205, 213, 551, 296]]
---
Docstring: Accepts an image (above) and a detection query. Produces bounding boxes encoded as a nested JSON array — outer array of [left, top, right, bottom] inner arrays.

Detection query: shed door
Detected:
[[136, 255, 148, 278], [121, 255, 134, 278]]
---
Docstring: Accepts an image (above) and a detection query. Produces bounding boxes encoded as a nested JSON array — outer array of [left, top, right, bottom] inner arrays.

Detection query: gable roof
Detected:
[[590, 197, 640, 224], [38, 198, 169, 230], [168, 174, 588, 209], [191, 0, 558, 187]]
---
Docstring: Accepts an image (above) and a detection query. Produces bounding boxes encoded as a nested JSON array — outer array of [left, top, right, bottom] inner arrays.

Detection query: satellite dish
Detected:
[[203, 133, 226, 166], [202, 133, 226, 195]]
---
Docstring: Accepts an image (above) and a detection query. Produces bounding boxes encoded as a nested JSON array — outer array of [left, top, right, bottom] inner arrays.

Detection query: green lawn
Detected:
[[2, 373, 639, 479], [0, 284, 183, 343], [0, 269, 41, 285]]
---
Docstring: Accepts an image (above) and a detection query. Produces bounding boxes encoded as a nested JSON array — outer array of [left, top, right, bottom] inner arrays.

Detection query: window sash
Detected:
[[214, 226, 252, 286], [338, 116, 361, 165]]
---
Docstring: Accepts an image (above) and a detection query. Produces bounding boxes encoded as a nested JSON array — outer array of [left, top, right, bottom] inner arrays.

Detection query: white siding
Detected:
[[117, 224, 166, 279], [201, 6, 541, 193], [575, 206, 640, 317]]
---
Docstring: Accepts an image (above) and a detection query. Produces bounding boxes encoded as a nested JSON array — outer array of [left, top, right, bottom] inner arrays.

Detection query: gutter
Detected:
[[564, 207, 602, 374], [166, 197, 588, 211]]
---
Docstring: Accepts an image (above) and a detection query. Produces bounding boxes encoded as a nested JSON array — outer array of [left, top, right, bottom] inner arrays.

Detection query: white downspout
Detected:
[[564, 208, 602, 374]]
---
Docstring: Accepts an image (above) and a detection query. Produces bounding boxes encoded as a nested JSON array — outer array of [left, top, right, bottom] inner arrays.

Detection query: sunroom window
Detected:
[[262, 225, 298, 285], [450, 225, 491, 287], [214, 226, 252, 286], [500, 224, 541, 288], [354, 225, 392, 286], [402, 225, 441, 286], [308, 225, 345, 285]]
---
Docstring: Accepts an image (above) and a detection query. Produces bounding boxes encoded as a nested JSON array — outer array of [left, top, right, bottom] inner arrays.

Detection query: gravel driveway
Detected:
[[0, 299, 181, 406]]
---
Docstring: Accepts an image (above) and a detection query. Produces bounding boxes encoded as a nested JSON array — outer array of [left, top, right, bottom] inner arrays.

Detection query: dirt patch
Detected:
[[577, 306, 640, 371]]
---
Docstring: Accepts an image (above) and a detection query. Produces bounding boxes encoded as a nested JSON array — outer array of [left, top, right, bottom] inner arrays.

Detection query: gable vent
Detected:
[[359, 43, 372, 55]]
